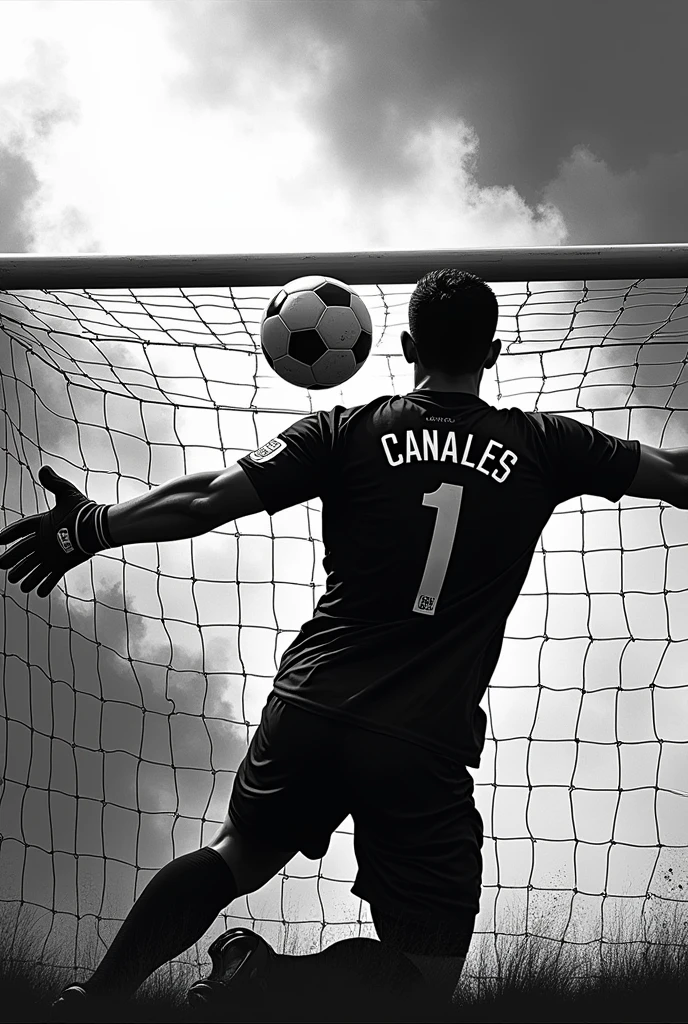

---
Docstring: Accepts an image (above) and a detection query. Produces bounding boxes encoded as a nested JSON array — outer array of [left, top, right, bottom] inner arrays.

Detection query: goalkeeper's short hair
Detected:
[[408, 269, 499, 375]]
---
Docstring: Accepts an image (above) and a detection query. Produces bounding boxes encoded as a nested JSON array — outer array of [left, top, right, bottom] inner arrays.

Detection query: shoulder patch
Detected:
[[248, 437, 287, 463]]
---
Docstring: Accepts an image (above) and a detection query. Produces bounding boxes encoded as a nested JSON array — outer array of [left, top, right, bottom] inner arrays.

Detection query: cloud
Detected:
[[161, 0, 688, 245], [0, 148, 39, 251], [2, 0, 688, 253], [542, 145, 688, 245], [0, 566, 251, 938], [0, 0, 568, 255], [0, 19, 88, 251]]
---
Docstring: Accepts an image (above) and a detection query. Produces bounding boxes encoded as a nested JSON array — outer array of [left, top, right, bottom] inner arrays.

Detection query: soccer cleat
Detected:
[[49, 984, 90, 1022], [187, 927, 278, 1012]]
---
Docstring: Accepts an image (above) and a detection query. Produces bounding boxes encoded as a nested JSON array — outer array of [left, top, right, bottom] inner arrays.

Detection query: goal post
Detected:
[[1, 244, 688, 987]]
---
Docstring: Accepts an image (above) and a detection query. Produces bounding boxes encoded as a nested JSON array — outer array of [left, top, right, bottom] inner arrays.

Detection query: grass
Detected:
[[2, 905, 687, 1023], [454, 904, 688, 1023]]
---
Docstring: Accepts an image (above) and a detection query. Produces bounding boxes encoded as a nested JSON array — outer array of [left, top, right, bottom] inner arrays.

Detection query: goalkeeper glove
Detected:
[[0, 466, 114, 597]]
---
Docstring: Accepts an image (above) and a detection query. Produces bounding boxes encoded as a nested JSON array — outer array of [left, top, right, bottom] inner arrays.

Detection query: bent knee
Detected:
[[208, 817, 294, 896]]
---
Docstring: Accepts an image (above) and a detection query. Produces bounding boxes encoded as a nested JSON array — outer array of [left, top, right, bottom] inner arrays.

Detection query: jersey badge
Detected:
[[249, 437, 287, 463]]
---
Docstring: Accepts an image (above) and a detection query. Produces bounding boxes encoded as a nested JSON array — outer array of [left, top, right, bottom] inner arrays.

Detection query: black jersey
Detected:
[[237, 390, 640, 767]]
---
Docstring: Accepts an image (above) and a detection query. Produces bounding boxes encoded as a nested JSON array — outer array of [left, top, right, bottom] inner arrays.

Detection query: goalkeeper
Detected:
[[0, 270, 675, 1020]]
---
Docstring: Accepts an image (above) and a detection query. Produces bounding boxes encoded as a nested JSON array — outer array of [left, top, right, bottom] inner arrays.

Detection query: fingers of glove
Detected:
[[7, 551, 43, 585], [0, 534, 39, 571], [36, 570, 64, 599], [0, 515, 40, 548], [20, 563, 57, 594]]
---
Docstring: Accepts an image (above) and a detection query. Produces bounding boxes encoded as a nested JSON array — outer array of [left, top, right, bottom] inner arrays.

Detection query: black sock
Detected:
[[85, 846, 237, 1000], [274, 938, 429, 1018]]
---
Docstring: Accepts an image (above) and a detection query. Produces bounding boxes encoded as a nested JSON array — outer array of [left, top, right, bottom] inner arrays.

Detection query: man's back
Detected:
[[238, 388, 641, 766]]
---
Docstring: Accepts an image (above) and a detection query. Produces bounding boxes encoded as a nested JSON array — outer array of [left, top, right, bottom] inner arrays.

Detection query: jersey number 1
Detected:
[[413, 482, 464, 616]]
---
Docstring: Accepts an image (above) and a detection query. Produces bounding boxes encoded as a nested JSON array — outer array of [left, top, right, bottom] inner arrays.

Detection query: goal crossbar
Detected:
[[2, 243, 688, 289]]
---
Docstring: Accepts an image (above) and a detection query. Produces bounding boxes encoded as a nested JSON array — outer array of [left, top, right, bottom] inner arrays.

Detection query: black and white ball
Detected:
[[260, 276, 373, 389]]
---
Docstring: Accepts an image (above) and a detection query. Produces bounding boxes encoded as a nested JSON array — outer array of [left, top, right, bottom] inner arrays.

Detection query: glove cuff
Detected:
[[73, 503, 115, 555]]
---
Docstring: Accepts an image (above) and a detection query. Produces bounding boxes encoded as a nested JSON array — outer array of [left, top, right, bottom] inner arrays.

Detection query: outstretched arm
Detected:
[[0, 463, 264, 597], [107, 464, 264, 544], [624, 444, 688, 508]]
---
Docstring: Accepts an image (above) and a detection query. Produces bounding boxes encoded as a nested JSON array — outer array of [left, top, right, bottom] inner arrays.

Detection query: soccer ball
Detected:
[[260, 276, 373, 389]]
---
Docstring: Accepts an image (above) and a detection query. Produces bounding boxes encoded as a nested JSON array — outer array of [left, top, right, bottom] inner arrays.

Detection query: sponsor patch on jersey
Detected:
[[249, 437, 287, 463]]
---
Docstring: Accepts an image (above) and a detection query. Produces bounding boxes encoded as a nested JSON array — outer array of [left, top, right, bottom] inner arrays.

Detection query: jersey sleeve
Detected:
[[531, 413, 641, 504], [237, 408, 341, 515]]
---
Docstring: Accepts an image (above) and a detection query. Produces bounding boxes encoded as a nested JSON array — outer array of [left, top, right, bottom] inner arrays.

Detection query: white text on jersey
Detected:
[[380, 430, 518, 483]]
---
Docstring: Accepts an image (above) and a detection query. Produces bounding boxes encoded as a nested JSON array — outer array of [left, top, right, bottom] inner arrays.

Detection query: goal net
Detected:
[[1, 246, 687, 989]]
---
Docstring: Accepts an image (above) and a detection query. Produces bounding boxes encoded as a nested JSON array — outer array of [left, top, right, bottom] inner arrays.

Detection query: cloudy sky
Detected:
[[1, 0, 688, 986], [2, 0, 688, 255]]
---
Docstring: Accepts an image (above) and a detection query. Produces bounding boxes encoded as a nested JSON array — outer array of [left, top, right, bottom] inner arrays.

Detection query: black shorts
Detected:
[[228, 692, 482, 957]]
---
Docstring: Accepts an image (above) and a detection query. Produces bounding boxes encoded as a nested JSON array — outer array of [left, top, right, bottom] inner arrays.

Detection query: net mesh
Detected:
[[1, 271, 688, 984]]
